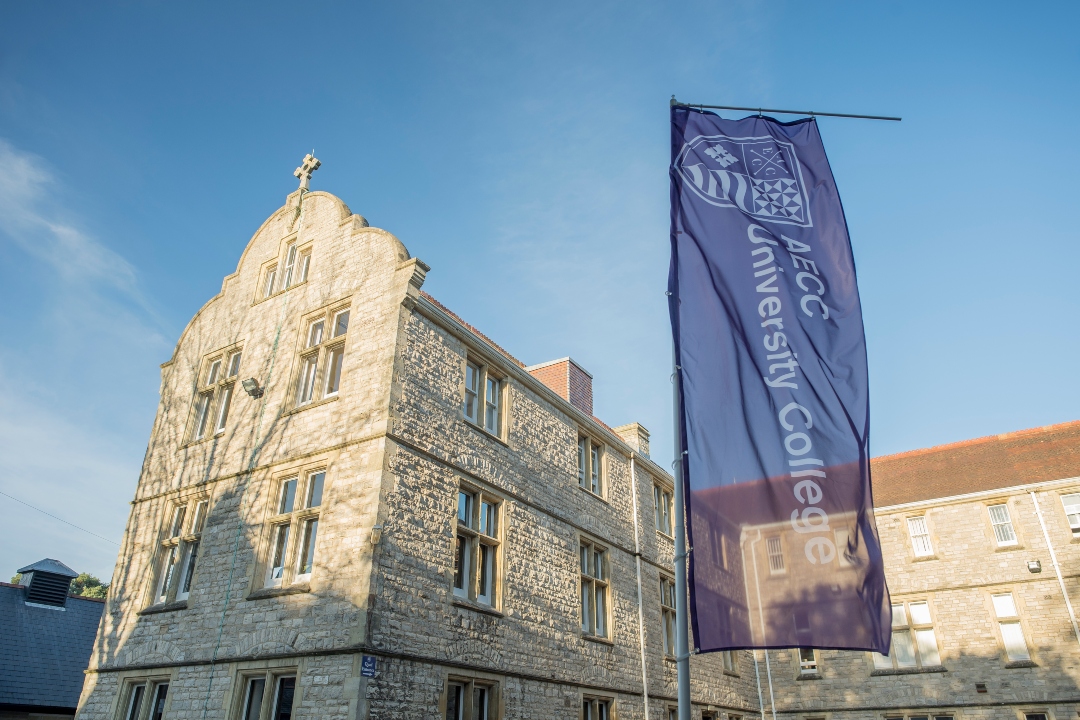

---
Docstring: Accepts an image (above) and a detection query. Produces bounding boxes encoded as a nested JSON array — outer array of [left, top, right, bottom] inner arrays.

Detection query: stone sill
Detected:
[[139, 600, 188, 616], [577, 485, 610, 505], [870, 665, 946, 676], [452, 599, 504, 618], [796, 672, 822, 681], [1005, 660, 1038, 669], [463, 417, 509, 448], [246, 583, 310, 601], [583, 634, 614, 647], [283, 395, 339, 418]]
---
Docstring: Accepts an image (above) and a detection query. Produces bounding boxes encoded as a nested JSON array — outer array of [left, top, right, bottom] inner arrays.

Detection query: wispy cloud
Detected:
[[0, 138, 168, 580]]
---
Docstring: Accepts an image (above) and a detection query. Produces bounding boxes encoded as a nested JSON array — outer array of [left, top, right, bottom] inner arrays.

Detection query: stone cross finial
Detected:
[[293, 153, 321, 191]]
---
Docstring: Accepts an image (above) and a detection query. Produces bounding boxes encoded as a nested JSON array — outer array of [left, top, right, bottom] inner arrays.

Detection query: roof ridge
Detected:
[[419, 291, 525, 369], [874, 419, 1080, 464]]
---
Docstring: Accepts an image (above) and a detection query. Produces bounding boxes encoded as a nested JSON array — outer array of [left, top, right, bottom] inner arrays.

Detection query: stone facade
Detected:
[[75, 177, 1080, 720]]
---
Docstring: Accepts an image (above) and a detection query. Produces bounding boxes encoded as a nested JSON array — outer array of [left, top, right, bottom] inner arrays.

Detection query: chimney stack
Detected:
[[613, 423, 651, 458], [526, 358, 592, 417]]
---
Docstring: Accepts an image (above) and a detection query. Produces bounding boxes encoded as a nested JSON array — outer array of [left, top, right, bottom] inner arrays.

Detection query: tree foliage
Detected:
[[9, 571, 109, 598]]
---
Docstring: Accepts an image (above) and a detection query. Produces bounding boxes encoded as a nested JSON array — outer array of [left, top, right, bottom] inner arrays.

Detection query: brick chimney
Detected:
[[526, 357, 592, 416]]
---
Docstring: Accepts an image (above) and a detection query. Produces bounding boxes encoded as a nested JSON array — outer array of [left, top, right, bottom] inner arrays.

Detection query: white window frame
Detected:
[[232, 671, 297, 720], [766, 536, 785, 574], [150, 496, 209, 607], [798, 647, 818, 675], [577, 436, 605, 497], [992, 591, 1031, 663], [873, 599, 941, 670], [580, 538, 610, 639], [260, 469, 325, 589], [581, 696, 611, 720], [463, 358, 506, 439], [988, 503, 1019, 547], [654, 483, 673, 536], [189, 347, 243, 442], [293, 305, 349, 408], [119, 677, 172, 720], [660, 575, 676, 657], [444, 676, 499, 720], [907, 516, 934, 557], [1061, 493, 1080, 536], [452, 484, 502, 607]]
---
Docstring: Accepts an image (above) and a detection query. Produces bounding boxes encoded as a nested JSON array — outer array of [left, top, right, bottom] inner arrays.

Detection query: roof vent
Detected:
[[17, 558, 77, 608]]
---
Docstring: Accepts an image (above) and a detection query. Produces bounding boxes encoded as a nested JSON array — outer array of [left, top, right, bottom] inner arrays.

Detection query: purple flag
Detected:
[[668, 106, 891, 653]]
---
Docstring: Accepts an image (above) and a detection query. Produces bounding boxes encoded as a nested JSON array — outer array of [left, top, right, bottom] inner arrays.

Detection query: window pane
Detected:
[[989, 504, 1018, 545], [892, 631, 917, 667], [279, 479, 297, 514], [299, 252, 310, 283], [663, 490, 672, 534], [446, 683, 464, 720], [594, 585, 607, 636], [297, 519, 318, 576], [283, 244, 297, 287], [583, 700, 592, 720], [992, 593, 1018, 618], [171, 506, 187, 537], [590, 445, 600, 494], [264, 266, 277, 298], [767, 537, 785, 573], [149, 684, 168, 720], [324, 346, 344, 396], [916, 628, 940, 666], [243, 678, 265, 720], [799, 647, 817, 672], [1000, 621, 1030, 661], [453, 537, 468, 594], [464, 364, 479, 423], [891, 603, 908, 627], [180, 540, 199, 595], [1062, 494, 1080, 530], [473, 686, 489, 720], [484, 377, 500, 433], [458, 491, 473, 527], [479, 500, 496, 537], [478, 543, 494, 605], [227, 351, 242, 377], [215, 385, 233, 432], [908, 516, 933, 557], [206, 359, 221, 386], [272, 676, 295, 720], [269, 525, 290, 581], [909, 601, 932, 625], [194, 392, 213, 439], [306, 472, 325, 508], [333, 310, 350, 337], [581, 580, 591, 632], [593, 550, 604, 580], [579, 438, 588, 487], [297, 354, 318, 404], [157, 546, 178, 603], [307, 320, 324, 348], [192, 500, 208, 533], [872, 651, 893, 670], [125, 685, 145, 720], [654, 485, 662, 530]]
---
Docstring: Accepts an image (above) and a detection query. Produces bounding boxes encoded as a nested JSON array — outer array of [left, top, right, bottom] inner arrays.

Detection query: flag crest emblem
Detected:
[[675, 134, 812, 227]]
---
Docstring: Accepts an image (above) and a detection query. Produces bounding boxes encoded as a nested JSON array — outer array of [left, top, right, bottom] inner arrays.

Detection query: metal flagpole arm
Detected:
[[671, 95, 901, 122]]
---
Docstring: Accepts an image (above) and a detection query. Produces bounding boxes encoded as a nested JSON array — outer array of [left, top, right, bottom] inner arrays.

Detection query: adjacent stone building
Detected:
[[75, 163, 1080, 720]]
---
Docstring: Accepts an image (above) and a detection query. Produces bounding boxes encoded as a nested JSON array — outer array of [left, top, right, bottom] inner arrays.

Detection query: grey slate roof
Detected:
[[0, 582, 104, 712], [16, 558, 78, 578]]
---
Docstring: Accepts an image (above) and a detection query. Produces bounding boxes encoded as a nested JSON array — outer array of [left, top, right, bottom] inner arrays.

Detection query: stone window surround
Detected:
[[114, 669, 174, 720], [185, 342, 244, 445], [984, 498, 1025, 550], [463, 355, 508, 441], [796, 647, 819, 679], [253, 232, 312, 305], [287, 300, 352, 414], [904, 513, 937, 561], [987, 587, 1037, 667], [579, 533, 613, 642], [226, 657, 301, 720], [248, 462, 329, 597], [653, 480, 674, 538], [452, 479, 505, 611], [871, 597, 944, 673], [440, 666, 503, 720], [144, 492, 211, 612]]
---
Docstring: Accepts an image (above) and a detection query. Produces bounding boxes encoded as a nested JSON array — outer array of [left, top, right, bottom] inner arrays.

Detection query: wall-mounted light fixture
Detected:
[[1027, 559, 1042, 573], [370, 525, 384, 546], [241, 378, 263, 398]]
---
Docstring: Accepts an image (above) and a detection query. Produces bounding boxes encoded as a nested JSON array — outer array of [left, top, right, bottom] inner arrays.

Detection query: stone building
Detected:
[[75, 161, 755, 720], [74, 160, 1080, 720], [769, 420, 1080, 720]]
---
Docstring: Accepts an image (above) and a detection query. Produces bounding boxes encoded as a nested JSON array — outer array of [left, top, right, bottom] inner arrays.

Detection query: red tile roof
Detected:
[[871, 420, 1080, 507], [420, 291, 525, 369]]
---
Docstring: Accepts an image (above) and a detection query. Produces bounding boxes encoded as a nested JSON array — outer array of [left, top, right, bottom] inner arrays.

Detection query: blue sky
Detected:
[[1, 2, 1077, 580]]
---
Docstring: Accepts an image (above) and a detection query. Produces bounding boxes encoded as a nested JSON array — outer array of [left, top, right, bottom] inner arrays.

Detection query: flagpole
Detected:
[[672, 353, 692, 720], [671, 100, 901, 122]]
